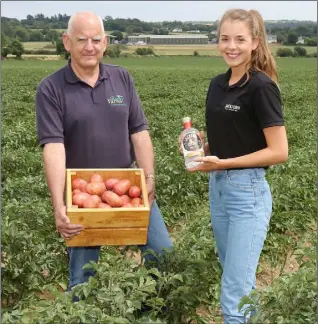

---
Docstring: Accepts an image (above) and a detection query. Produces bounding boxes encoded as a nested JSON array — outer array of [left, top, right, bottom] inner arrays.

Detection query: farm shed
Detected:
[[128, 34, 209, 45]]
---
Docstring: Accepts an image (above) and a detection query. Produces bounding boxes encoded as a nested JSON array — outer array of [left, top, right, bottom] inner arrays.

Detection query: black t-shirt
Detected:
[[205, 68, 284, 160]]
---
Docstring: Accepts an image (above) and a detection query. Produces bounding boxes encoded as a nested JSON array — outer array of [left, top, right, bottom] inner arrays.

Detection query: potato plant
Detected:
[[1, 57, 316, 322]]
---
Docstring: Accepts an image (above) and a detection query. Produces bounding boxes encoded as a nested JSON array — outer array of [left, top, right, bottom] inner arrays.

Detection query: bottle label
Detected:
[[183, 132, 203, 151]]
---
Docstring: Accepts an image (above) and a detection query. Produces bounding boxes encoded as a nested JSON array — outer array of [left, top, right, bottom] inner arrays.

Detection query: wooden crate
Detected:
[[65, 168, 150, 247]]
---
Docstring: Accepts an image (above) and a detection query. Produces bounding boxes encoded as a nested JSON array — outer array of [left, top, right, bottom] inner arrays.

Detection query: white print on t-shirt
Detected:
[[107, 95, 127, 106], [224, 104, 240, 112]]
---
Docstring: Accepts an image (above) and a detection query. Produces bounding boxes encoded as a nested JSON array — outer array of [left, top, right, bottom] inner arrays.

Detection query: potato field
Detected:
[[1, 56, 317, 323]]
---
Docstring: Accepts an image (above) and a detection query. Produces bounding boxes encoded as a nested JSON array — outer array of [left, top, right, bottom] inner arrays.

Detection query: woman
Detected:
[[187, 9, 288, 323]]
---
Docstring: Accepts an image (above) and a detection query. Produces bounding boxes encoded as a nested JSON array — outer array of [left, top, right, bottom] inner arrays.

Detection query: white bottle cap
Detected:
[[182, 117, 191, 123]]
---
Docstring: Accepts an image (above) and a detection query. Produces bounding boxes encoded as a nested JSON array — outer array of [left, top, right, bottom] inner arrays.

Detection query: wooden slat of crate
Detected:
[[67, 208, 150, 228], [65, 227, 148, 247]]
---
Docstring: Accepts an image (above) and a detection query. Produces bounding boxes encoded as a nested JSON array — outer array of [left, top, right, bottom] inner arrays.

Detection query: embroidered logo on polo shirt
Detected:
[[224, 104, 240, 112], [107, 95, 126, 106]]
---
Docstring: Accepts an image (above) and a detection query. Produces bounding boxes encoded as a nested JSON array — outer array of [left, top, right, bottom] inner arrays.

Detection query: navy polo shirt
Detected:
[[205, 69, 284, 160], [36, 61, 148, 168]]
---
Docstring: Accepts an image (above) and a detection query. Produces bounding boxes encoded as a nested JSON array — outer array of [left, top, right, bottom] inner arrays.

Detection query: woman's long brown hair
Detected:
[[217, 9, 278, 83]]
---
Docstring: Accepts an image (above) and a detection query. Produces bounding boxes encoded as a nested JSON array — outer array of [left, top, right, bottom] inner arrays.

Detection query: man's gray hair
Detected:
[[67, 12, 105, 35]]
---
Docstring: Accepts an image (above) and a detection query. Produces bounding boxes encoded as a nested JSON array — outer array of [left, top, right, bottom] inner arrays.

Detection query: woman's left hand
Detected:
[[188, 156, 223, 172]]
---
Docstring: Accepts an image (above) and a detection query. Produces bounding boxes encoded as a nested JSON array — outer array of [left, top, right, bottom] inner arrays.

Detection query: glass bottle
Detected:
[[180, 117, 205, 169]]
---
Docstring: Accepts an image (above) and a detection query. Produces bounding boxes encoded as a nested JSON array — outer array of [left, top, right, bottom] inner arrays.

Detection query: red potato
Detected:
[[120, 194, 131, 204], [72, 178, 88, 192], [113, 179, 131, 196], [90, 173, 104, 182], [72, 189, 81, 196], [105, 178, 120, 190], [83, 196, 99, 208], [72, 192, 90, 208], [131, 197, 143, 207], [128, 185, 141, 198], [90, 195, 102, 205], [86, 182, 106, 196], [101, 191, 124, 207], [97, 202, 112, 208]]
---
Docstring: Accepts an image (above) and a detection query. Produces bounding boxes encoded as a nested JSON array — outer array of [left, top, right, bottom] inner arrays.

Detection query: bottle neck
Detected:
[[183, 121, 192, 129]]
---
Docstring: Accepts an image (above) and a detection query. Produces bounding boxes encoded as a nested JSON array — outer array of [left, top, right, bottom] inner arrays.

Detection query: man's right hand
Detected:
[[54, 206, 84, 240]]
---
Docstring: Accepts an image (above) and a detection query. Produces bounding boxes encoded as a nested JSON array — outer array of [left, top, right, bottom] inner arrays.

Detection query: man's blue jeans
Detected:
[[67, 200, 173, 290], [209, 168, 272, 324]]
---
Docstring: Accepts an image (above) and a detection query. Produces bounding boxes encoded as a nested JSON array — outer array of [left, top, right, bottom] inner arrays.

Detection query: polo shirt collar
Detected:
[[64, 59, 109, 83], [218, 68, 250, 90]]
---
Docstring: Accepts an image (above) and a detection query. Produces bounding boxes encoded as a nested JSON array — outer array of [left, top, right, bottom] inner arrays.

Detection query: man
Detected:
[[35, 11, 172, 291]]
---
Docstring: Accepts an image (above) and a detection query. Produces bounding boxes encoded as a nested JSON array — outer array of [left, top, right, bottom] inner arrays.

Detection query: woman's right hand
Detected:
[[178, 134, 184, 155], [204, 143, 210, 155], [199, 131, 211, 156]]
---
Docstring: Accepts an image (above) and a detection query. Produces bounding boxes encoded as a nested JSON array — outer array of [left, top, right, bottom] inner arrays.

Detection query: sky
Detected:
[[1, 1, 317, 22]]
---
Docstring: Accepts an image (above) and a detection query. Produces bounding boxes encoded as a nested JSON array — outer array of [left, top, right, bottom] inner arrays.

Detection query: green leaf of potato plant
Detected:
[[1, 57, 316, 323]]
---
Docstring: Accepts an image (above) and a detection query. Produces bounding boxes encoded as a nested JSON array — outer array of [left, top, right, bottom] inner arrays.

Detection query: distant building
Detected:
[[187, 30, 200, 33], [172, 28, 182, 33], [296, 36, 305, 44], [136, 40, 147, 45], [106, 34, 116, 44], [128, 34, 209, 45], [267, 34, 277, 43]]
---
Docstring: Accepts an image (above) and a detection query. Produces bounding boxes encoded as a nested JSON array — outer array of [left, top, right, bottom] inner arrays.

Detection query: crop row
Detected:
[[1, 57, 316, 322]]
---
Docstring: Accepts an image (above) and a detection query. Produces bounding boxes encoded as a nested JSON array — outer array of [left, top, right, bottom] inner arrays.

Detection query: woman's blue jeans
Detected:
[[209, 168, 272, 324]]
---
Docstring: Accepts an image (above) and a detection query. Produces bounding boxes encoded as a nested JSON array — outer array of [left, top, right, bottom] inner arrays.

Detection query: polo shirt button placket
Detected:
[[92, 88, 99, 105]]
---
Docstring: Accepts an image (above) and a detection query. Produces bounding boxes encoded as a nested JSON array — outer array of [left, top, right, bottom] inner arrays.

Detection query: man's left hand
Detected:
[[146, 178, 155, 207]]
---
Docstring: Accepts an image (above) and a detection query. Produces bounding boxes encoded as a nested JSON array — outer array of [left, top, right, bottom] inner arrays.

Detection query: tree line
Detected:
[[1, 13, 317, 58]]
